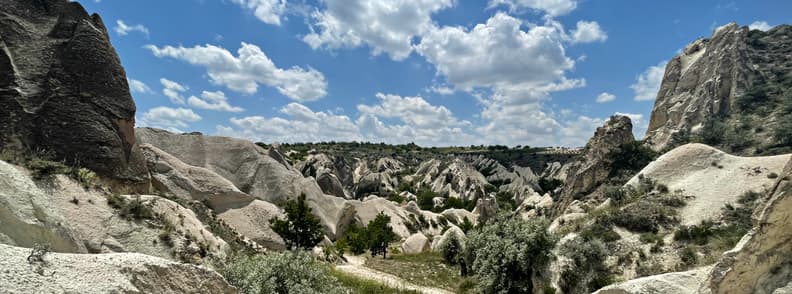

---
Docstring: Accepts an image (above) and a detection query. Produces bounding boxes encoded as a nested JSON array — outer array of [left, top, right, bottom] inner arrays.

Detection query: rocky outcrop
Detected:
[[626, 143, 789, 225], [558, 116, 635, 212], [0, 243, 236, 294], [295, 153, 354, 197], [355, 171, 398, 198], [542, 161, 571, 181], [645, 23, 792, 152], [413, 159, 489, 201], [431, 225, 465, 252], [593, 266, 712, 294], [473, 156, 542, 202], [135, 128, 354, 239], [401, 233, 430, 254], [702, 158, 792, 294], [0, 0, 147, 183]]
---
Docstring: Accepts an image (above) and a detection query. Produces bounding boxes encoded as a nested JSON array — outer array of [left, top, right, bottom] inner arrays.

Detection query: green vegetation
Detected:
[[270, 193, 324, 251], [559, 237, 613, 294], [0, 148, 98, 188], [464, 214, 557, 293], [107, 194, 157, 221], [608, 140, 658, 181], [365, 252, 476, 293], [440, 234, 463, 265], [538, 178, 564, 193], [222, 251, 346, 294], [367, 212, 398, 258], [328, 268, 419, 294]]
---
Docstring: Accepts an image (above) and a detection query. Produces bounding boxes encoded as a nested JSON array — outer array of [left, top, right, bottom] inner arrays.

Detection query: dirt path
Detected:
[[336, 255, 455, 294]]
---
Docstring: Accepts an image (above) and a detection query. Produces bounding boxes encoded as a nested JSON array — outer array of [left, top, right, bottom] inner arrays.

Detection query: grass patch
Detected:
[[364, 252, 474, 292], [328, 268, 419, 294]]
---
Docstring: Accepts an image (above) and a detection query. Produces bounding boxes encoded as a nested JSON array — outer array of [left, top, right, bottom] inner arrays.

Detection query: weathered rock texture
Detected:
[[702, 158, 792, 294], [594, 266, 712, 294], [0, 0, 147, 182], [557, 116, 635, 213], [626, 143, 789, 225], [0, 243, 237, 294], [412, 159, 489, 202], [136, 128, 353, 239], [645, 23, 792, 152]]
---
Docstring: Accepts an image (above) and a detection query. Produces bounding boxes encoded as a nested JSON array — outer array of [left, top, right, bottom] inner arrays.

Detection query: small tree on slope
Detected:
[[270, 193, 324, 250], [367, 212, 397, 258]]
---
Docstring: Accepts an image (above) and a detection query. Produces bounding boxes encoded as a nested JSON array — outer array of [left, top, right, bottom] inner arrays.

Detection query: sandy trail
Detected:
[[336, 255, 455, 294]]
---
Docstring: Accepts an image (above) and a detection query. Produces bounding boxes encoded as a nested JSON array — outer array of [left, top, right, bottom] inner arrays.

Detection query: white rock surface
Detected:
[[0, 244, 236, 293], [401, 233, 430, 254], [593, 266, 712, 294], [626, 143, 789, 225]]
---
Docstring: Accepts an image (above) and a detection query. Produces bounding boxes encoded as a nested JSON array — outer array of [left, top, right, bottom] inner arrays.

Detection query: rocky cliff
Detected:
[[645, 23, 792, 155], [0, 0, 148, 183]]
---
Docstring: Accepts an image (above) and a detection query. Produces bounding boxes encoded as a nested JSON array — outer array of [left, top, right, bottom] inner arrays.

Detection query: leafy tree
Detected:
[[459, 216, 474, 234], [441, 234, 462, 265], [367, 212, 397, 258], [417, 188, 438, 211], [270, 193, 324, 251], [464, 214, 558, 293], [342, 224, 369, 255]]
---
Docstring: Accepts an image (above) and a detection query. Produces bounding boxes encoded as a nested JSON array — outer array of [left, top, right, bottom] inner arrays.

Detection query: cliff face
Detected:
[[0, 0, 147, 182], [645, 23, 792, 154]]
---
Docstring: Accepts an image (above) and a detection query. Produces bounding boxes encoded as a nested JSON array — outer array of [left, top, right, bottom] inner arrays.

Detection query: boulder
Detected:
[[401, 233, 430, 254], [0, 244, 236, 293], [0, 0, 148, 183], [315, 168, 348, 198], [431, 225, 465, 252]]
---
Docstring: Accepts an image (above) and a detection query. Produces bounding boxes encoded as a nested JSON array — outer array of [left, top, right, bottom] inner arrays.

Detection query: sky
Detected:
[[77, 0, 790, 147]]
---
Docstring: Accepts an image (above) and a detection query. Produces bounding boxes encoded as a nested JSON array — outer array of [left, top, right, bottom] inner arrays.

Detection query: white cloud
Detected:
[[302, 0, 454, 60], [231, 0, 287, 26], [749, 21, 772, 31], [188, 91, 244, 112], [145, 43, 327, 101], [417, 13, 576, 91], [216, 93, 478, 146], [570, 21, 607, 43], [139, 107, 201, 132], [595, 92, 615, 103], [128, 79, 152, 94], [631, 61, 667, 101], [160, 78, 188, 104], [114, 20, 149, 37], [428, 85, 455, 95], [487, 0, 577, 16]]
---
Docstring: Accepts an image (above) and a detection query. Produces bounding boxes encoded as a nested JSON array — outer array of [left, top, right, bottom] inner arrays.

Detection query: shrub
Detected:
[[417, 188, 438, 211], [603, 200, 677, 233], [465, 214, 557, 293], [222, 251, 346, 294], [343, 224, 369, 255], [117, 196, 156, 221], [603, 185, 628, 204], [538, 178, 564, 193], [679, 247, 698, 268], [559, 237, 612, 294], [608, 141, 658, 179], [441, 234, 462, 265], [580, 222, 621, 243], [768, 172, 779, 179], [270, 193, 324, 251], [459, 217, 474, 234]]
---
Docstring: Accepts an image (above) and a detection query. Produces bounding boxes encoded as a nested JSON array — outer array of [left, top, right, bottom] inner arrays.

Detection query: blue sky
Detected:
[[78, 0, 789, 147]]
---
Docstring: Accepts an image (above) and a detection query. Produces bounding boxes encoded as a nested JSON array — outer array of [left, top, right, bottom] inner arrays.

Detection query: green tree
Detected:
[[464, 214, 558, 293], [222, 251, 345, 294], [441, 234, 462, 265], [558, 237, 612, 294], [343, 223, 369, 255], [270, 193, 324, 250], [367, 212, 397, 258]]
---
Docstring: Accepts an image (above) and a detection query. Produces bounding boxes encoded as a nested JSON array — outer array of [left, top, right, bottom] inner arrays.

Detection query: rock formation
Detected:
[[645, 23, 792, 153], [412, 159, 489, 201], [401, 233, 430, 254], [557, 115, 635, 213], [626, 143, 789, 225], [0, 0, 147, 183], [0, 243, 236, 293]]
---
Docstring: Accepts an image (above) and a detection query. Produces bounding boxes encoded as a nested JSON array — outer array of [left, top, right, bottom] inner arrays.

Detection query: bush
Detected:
[[417, 188, 438, 211], [603, 200, 677, 233], [608, 141, 658, 179], [580, 222, 621, 243], [222, 251, 346, 294], [115, 195, 156, 221], [459, 217, 474, 234], [538, 178, 563, 193], [679, 247, 698, 268], [768, 172, 779, 179], [559, 237, 612, 294], [270, 193, 324, 251], [343, 224, 369, 255], [441, 234, 462, 265], [465, 214, 557, 293]]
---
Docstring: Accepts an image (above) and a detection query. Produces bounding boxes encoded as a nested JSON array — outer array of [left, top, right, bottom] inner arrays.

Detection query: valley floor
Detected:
[[336, 255, 455, 294]]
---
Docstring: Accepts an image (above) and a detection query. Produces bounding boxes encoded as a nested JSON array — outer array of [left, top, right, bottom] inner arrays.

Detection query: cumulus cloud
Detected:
[[749, 21, 772, 31], [302, 0, 454, 60], [145, 43, 327, 101], [231, 0, 287, 25], [216, 93, 478, 146], [631, 61, 667, 101], [160, 78, 188, 104], [570, 21, 607, 43], [188, 91, 244, 112], [139, 107, 201, 132], [487, 0, 577, 16], [428, 85, 455, 95], [595, 92, 615, 103], [114, 20, 149, 37], [128, 79, 152, 94]]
